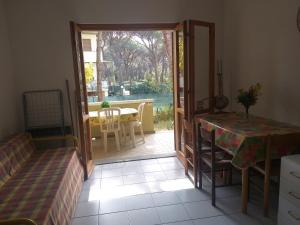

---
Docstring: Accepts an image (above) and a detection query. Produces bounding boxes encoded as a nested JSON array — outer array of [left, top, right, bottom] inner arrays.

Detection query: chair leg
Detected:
[[121, 124, 126, 145], [211, 169, 216, 206], [130, 124, 136, 148], [192, 148, 198, 188], [114, 131, 121, 151], [222, 169, 226, 184], [248, 168, 251, 202], [197, 124, 202, 189], [103, 132, 108, 153], [198, 157, 202, 189], [140, 125, 145, 143], [229, 166, 233, 185], [212, 167, 216, 206]]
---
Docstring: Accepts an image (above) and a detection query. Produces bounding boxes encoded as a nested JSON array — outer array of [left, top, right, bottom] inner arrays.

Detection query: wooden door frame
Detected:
[[70, 22, 179, 167], [173, 21, 188, 164], [172, 20, 216, 184], [188, 20, 215, 185], [75, 23, 178, 31], [70, 21, 93, 179], [188, 20, 215, 116]]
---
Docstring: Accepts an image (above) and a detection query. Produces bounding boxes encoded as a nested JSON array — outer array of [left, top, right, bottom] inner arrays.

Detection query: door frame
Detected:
[[172, 20, 216, 183], [189, 20, 215, 116], [70, 21, 93, 179], [70, 22, 179, 170], [173, 21, 188, 164], [75, 23, 178, 31]]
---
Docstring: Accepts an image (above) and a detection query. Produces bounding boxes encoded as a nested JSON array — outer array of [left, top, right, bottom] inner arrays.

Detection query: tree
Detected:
[[135, 31, 170, 85], [90, 30, 173, 95], [106, 32, 143, 87], [84, 63, 94, 84], [162, 31, 173, 81], [96, 31, 105, 101]]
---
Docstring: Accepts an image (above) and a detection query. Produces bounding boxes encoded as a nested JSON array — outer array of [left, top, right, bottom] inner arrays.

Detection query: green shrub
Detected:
[[130, 80, 172, 95], [154, 104, 174, 123], [101, 101, 110, 108]]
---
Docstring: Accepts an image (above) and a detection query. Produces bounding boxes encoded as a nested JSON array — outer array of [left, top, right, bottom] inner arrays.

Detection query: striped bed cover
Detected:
[[0, 147, 84, 225]]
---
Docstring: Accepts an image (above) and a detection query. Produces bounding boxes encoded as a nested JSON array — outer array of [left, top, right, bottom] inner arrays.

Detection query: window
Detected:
[[82, 39, 92, 51]]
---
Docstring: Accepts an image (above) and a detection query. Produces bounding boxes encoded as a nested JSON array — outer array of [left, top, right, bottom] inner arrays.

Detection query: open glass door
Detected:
[[70, 21, 94, 180], [173, 20, 215, 184], [173, 22, 188, 165]]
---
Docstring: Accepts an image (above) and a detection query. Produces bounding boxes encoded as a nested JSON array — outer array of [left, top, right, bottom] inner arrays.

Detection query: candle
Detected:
[[217, 59, 222, 74]]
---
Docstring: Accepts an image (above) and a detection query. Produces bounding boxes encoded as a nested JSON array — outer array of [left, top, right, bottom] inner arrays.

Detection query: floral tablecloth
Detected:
[[89, 108, 138, 125], [197, 113, 300, 168]]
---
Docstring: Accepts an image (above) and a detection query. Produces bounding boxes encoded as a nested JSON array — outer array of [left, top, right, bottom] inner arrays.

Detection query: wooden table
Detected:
[[195, 112, 300, 215]]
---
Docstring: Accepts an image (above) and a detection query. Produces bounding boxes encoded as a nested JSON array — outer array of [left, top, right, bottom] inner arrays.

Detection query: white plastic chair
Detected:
[[129, 102, 146, 147], [99, 107, 121, 152]]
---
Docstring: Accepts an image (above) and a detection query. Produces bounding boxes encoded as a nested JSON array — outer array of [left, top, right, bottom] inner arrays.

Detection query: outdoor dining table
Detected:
[[195, 112, 300, 215], [89, 108, 138, 126]]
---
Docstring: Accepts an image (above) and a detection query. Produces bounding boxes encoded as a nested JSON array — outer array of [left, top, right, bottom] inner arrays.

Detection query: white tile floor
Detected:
[[72, 157, 277, 225]]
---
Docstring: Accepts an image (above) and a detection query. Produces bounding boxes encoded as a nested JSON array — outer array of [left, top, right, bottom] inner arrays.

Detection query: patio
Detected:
[[92, 130, 175, 164]]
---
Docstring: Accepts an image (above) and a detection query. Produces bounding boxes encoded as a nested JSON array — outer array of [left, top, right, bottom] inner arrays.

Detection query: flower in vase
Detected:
[[237, 83, 261, 116]]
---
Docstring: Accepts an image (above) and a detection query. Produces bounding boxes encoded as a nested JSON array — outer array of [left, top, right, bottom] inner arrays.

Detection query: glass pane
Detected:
[[178, 29, 185, 108], [76, 31, 88, 113], [194, 26, 210, 112]]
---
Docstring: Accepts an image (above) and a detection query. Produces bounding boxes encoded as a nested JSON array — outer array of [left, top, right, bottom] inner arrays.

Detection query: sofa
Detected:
[[0, 133, 84, 225]]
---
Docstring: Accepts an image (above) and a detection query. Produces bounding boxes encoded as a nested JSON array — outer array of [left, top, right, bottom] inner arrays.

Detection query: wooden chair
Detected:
[[99, 107, 121, 152], [128, 102, 146, 147], [197, 126, 233, 206]]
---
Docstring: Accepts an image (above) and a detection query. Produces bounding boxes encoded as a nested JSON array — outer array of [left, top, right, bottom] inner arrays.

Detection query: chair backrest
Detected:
[[137, 103, 146, 123], [99, 107, 121, 132]]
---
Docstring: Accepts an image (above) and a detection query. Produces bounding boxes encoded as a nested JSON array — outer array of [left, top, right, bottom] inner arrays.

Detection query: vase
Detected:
[[245, 106, 249, 119]]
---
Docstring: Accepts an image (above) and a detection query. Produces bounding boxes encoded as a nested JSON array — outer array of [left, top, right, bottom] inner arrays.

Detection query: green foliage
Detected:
[[178, 36, 184, 73], [237, 83, 262, 110], [84, 63, 94, 84], [154, 104, 174, 122], [101, 101, 110, 108], [153, 104, 174, 130], [130, 79, 172, 95]]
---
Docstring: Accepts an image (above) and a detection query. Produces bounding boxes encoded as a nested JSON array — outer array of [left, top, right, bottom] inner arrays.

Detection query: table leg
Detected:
[[242, 168, 249, 214], [121, 124, 126, 145], [263, 137, 272, 217], [130, 123, 136, 148]]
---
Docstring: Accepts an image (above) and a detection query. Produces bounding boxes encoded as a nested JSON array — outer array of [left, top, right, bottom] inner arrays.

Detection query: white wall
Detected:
[[224, 0, 300, 125], [0, 0, 19, 140], [2, 0, 299, 135], [3, 0, 224, 128]]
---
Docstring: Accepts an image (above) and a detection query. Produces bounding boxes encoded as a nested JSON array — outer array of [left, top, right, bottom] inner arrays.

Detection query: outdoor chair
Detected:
[[128, 102, 146, 147], [99, 107, 121, 152]]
